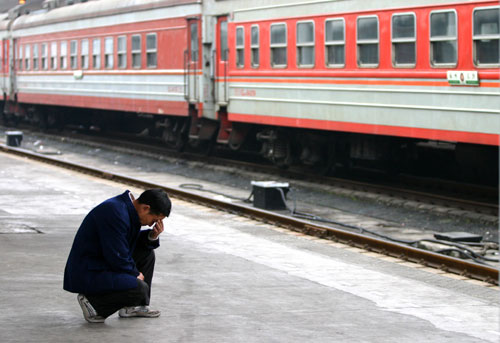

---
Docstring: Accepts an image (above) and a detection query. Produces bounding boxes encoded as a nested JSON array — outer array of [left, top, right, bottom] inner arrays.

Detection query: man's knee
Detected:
[[146, 249, 155, 264], [133, 246, 155, 265]]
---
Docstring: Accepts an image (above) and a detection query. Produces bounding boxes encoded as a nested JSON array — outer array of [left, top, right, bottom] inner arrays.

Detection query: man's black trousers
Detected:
[[86, 245, 156, 318]]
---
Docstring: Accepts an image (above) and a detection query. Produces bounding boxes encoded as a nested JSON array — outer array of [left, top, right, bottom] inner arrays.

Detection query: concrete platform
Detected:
[[0, 151, 498, 343]]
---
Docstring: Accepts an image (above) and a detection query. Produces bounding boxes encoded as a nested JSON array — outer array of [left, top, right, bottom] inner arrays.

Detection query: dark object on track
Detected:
[[6, 131, 23, 147], [434, 232, 483, 243], [251, 181, 289, 210]]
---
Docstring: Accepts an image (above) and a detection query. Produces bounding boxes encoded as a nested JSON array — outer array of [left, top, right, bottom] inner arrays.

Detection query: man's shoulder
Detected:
[[92, 192, 130, 215]]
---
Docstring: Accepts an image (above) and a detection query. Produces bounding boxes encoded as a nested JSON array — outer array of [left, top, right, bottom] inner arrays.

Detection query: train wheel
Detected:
[[271, 137, 292, 168], [257, 129, 293, 168], [320, 140, 337, 175], [162, 119, 188, 152]]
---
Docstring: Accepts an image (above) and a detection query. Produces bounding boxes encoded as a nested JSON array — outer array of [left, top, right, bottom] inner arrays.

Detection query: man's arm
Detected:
[[137, 219, 164, 249], [94, 205, 139, 276]]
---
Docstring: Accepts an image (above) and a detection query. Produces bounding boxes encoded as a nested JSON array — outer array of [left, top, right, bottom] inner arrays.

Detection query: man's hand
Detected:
[[150, 220, 164, 240], [137, 272, 145, 281]]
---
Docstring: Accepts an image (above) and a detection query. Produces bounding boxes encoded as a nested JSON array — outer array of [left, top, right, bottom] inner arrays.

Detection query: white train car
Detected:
[[9, 0, 200, 141]]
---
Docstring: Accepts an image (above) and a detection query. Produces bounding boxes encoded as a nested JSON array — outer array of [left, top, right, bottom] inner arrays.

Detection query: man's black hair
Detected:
[[137, 188, 172, 217]]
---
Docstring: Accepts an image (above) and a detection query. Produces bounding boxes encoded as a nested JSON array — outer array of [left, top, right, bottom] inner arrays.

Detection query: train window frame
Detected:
[[146, 33, 157, 68], [92, 38, 101, 69], [131, 35, 141, 69], [251, 25, 259, 68], [81, 39, 89, 70], [2, 41, 6, 72], [33, 44, 39, 70], [391, 12, 417, 68], [104, 37, 113, 69], [357, 15, 379, 68], [219, 20, 228, 62], [18, 44, 22, 71], [236, 26, 244, 68], [70, 40, 77, 69], [429, 9, 458, 68], [472, 6, 500, 68], [60, 41, 67, 70], [41, 43, 48, 70], [325, 18, 345, 68], [25, 44, 30, 70], [117, 35, 126, 69], [270, 22, 287, 68], [190, 22, 199, 62], [50, 42, 57, 70], [296, 20, 315, 68]]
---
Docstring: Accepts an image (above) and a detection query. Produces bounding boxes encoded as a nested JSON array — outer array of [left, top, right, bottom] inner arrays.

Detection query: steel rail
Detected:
[[1, 143, 498, 285], [6, 128, 497, 217]]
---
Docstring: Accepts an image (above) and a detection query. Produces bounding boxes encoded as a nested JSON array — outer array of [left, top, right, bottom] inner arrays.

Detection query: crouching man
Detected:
[[63, 188, 171, 323]]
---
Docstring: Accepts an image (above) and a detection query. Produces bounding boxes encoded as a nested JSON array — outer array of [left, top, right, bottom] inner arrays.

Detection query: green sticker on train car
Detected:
[[447, 71, 479, 86]]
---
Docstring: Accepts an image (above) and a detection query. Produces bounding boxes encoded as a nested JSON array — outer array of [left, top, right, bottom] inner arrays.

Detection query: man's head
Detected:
[[134, 189, 171, 226]]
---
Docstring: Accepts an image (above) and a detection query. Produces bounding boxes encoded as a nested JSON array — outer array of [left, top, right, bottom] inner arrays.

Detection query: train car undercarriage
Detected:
[[1, 101, 498, 186]]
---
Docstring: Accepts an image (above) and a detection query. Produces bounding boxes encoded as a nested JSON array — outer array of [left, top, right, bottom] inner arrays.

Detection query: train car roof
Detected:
[[12, 0, 200, 30], [0, 13, 9, 35], [230, 0, 495, 22]]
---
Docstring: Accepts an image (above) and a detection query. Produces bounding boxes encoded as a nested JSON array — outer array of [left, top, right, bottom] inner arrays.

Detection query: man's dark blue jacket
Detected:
[[64, 191, 159, 295]]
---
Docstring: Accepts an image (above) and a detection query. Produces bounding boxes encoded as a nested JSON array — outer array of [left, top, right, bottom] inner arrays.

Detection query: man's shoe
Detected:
[[118, 306, 161, 318], [77, 294, 105, 323]]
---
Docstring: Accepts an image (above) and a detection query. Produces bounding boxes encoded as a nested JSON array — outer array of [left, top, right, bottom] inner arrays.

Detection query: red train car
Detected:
[[221, 0, 499, 178], [1, 0, 498, 182]]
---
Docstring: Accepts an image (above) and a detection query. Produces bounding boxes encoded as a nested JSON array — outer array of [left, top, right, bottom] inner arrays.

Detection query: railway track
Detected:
[[5, 127, 499, 220], [1, 142, 498, 285]]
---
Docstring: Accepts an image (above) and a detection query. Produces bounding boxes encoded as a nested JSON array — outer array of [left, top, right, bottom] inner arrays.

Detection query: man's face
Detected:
[[137, 204, 166, 226]]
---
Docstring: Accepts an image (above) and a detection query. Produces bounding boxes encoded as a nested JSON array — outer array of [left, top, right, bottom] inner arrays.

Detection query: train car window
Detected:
[[2, 41, 6, 72], [270, 23, 287, 67], [325, 18, 345, 68], [41, 43, 48, 70], [18, 44, 22, 71], [430, 10, 457, 67], [473, 7, 500, 67], [70, 40, 77, 69], [146, 33, 157, 68], [392, 13, 416, 67], [51, 42, 57, 70], [297, 21, 315, 67], [33, 44, 39, 70], [357, 16, 379, 67], [251, 25, 259, 68], [131, 35, 141, 68], [81, 40, 89, 69], [25, 45, 30, 70], [117, 36, 126, 69], [104, 37, 113, 69], [236, 26, 244, 68], [220, 20, 228, 61], [60, 41, 67, 69], [92, 39, 101, 69], [191, 22, 199, 62]]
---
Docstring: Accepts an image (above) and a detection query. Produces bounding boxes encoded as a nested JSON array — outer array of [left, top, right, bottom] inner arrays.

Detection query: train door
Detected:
[[215, 16, 228, 106], [10, 38, 16, 98], [185, 18, 200, 104], [1, 39, 5, 97]]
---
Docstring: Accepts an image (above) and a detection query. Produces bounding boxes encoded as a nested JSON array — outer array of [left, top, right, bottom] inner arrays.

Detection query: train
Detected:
[[0, 0, 498, 183]]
